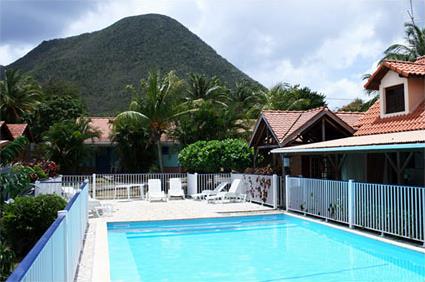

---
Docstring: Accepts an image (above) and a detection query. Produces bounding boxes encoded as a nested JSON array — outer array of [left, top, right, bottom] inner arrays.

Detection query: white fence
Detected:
[[64, 173, 186, 199], [232, 174, 278, 208], [7, 181, 89, 282], [186, 173, 231, 194], [62, 173, 281, 208], [286, 176, 425, 245]]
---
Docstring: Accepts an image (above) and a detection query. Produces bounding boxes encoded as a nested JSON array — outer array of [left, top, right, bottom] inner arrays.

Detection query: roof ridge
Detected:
[[262, 106, 326, 114], [335, 111, 365, 114], [384, 59, 425, 66]]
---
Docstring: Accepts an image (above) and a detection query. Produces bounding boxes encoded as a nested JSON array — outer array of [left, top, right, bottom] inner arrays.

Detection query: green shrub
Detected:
[[0, 242, 15, 281], [178, 139, 254, 173], [1, 195, 67, 258]]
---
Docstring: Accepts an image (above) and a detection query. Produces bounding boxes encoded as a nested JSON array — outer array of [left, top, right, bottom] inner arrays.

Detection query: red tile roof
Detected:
[[365, 58, 425, 90], [7, 124, 29, 139], [88, 117, 177, 144], [354, 101, 425, 136], [261, 107, 360, 144], [89, 117, 114, 144], [335, 112, 364, 130]]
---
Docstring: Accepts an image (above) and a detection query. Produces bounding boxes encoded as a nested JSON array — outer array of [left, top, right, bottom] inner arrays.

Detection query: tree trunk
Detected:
[[156, 141, 164, 172]]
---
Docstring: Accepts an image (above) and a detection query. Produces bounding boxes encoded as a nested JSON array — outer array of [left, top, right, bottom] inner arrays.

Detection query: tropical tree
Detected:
[[259, 83, 326, 111], [24, 80, 86, 141], [0, 136, 29, 165], [43, 118, 100, 173], [338, 97, 378, 112], [0, 69, 42, 123], [114, 71, 187, 172], [229, 80, 263, 118], [382, 22, 425, 62], [184, 73, 227, 106], [111, 118, 155, 172]]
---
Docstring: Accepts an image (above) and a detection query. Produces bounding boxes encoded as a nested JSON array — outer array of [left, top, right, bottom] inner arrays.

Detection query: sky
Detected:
[[1, 0, 424, 109]]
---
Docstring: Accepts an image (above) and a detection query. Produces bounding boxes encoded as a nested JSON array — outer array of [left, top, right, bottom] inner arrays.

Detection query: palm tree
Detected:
[[43, 118, 100, 173], [382, 22, 425, 62], [0, 69, 42, 123], [184, 73, 228, 107], [258, 83, 326, 112], [115, 71, 189, 172], [0, 136, 29, 165]]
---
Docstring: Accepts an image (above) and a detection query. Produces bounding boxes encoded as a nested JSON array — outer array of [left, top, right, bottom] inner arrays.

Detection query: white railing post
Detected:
[[58, 210, 69, 282], [285, 175, 290, 211], [272, 174, 278, 209], [422, 187, 425, 247], [194, 172, 198, 194], [92, 173, 96, 199], [348, 179, 354, 229]]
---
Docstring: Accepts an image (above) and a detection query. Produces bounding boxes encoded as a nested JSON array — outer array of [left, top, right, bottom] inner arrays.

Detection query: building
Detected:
[[272, 56, 425, 186], [249, 107, 363, 174], [83, 117, 181, 173]]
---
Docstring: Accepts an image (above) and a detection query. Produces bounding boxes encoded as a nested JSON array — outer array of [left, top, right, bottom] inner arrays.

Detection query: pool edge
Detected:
[[92, 219, 111, 282], [284, 211, 425, 254]]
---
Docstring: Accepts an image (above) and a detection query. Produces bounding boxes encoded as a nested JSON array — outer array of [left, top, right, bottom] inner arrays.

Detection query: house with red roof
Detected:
[[83, 117, 181, 173], [272, 56, 425, 186], [0, 121, 33, 158], [249, 107, 363, 175]]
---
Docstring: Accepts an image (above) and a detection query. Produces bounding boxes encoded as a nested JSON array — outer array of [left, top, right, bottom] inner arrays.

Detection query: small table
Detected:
[[114, 184, 146, 200]]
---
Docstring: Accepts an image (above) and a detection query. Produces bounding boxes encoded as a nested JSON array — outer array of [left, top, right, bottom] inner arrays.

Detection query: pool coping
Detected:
[[93, 210, 425, 282]]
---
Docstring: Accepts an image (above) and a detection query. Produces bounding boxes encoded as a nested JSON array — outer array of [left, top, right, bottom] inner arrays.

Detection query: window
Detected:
[[385, 84, 405, 114]]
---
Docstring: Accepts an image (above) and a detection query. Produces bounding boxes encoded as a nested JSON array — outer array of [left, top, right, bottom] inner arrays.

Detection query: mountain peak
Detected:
[[8, 15, 262, 115]]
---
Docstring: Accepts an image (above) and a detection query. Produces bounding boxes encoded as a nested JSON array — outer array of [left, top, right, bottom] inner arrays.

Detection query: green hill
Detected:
[[7, 14, 262, 115]]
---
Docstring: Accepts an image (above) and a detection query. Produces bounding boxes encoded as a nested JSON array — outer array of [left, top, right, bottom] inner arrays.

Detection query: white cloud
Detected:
[[1, 0, 418, 109], [0, 44, 33, 65]]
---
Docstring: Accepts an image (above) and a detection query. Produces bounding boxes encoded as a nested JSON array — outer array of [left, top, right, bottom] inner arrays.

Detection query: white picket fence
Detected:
[[7, 181, 89, 282], [286, 176, 425, 245]]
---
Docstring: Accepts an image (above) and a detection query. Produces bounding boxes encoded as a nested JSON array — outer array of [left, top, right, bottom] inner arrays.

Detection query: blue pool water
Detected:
[[108, 214, 425, 281]]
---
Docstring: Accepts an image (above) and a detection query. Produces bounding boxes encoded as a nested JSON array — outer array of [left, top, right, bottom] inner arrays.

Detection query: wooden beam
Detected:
[[321, 118, 326, 141]]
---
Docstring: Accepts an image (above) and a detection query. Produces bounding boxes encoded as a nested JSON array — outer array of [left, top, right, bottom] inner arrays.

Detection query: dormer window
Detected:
[[385, 84, 405, 114]]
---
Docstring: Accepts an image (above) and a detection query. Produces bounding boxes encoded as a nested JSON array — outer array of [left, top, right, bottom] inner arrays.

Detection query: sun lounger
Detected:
[[147, 179, 167, 202], [207, 179, 246, 203], [168, 178, 185, 199], [192, 182, 228, 200], [88, 198, 113, 217]]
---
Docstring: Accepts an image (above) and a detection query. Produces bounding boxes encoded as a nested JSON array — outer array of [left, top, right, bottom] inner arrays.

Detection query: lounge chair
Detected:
[[168, 178, 185, 199], [207, 179, 246, 203], [192, 182, 228, 200], [147, 179, 167, 202], [88, 198, 113, 217]]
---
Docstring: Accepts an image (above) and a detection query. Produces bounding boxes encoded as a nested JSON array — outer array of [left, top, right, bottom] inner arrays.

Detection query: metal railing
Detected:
[[64, 173, 186, 199], [353, 182, 425, 243], [196, 173, 231, 193], [286, 176, 425, 244], [7, 181, 89, 282]]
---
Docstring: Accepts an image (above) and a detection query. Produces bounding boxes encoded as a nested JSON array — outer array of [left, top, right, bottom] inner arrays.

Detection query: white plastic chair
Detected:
[[207, 179, 246, 203], [88, 197, 113, 217], [147, 179, 167, 202], [168, 178, 185, 199], [193, 182, 229, 200]]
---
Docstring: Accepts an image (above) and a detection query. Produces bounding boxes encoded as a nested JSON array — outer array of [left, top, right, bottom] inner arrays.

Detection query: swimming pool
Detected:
[[108, 214, 425, 281]]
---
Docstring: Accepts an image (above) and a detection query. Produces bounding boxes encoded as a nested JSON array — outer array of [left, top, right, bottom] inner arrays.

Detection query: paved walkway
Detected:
[[75, 199, 278, 281]]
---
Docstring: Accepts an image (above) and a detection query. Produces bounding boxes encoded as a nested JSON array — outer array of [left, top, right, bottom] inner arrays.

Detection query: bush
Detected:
[[178, 139, 254, 173], [1, 195, 67, 258]]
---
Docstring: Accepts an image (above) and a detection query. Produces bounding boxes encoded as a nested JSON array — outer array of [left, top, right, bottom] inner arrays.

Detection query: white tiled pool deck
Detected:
[[75, 199, 278, 282]]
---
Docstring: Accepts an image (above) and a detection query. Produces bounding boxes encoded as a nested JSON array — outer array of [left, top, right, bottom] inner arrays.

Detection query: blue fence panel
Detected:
[[7, 181, 89, 282]]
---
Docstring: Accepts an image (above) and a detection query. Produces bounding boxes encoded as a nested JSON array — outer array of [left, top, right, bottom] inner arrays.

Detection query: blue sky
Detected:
[[1, 0, 424, 108]]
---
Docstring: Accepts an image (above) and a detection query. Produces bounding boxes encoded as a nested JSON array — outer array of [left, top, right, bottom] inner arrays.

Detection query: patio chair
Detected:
[[88, 198, 113, 217], [193, 182, 228, 200], [207, 179, 246, 203], [147, 179, 167, 202], [168, 178, 185, 199]]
